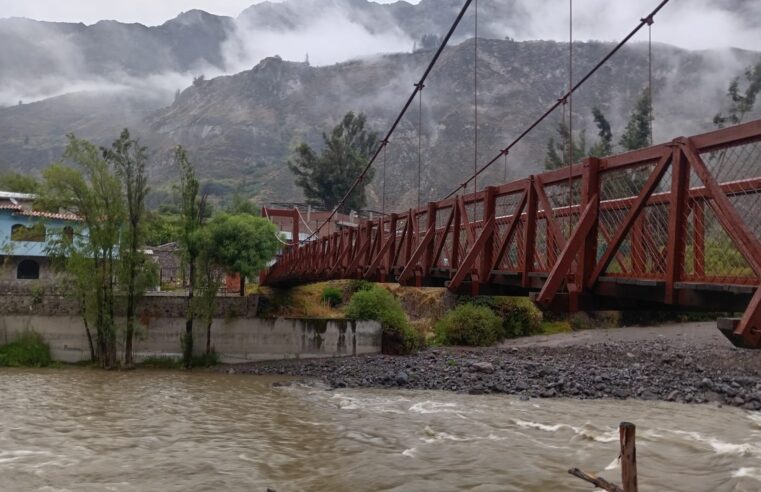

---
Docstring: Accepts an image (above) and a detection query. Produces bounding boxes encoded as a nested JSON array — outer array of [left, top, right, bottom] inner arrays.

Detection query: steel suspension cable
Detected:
[[648, 20, 654, 145], [568, 0, 574, 231], [382, 139, 387, 216], [444, 0, 671, 200], [417, 84, 423, 209], [473, 0, 479, 216], [304, 0, 474, 241]]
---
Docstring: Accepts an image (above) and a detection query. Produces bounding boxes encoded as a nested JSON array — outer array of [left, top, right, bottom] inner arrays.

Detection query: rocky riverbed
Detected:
[[223, 323, 761, 410]]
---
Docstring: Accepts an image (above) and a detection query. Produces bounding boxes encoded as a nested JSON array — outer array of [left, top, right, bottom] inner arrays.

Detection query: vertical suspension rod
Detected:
[[443, 0, 672, 200]]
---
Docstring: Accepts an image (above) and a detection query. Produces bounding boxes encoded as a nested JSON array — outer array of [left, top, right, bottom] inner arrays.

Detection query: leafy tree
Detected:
[[589, 106, 613, 157], [103, 129, 150, 367], [714, 60, 761, 128], [226, 192, 259, 215], [544, 122, 587, 170], [175, 146, 203, 368], [419, 33, 441, 51], [144, 210, 180, 246], [204, 214, 279, 296], [0, 172, 40, 194], [193, 213, 279, 354], [193, 226, 225, 357], [619, 89, 652, 151], [41, 135, 125, 368], [288, 112, 378, 213]]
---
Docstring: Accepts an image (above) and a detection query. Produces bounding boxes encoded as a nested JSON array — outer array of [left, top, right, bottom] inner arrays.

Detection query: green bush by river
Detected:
[[0, 332, 53, 367]]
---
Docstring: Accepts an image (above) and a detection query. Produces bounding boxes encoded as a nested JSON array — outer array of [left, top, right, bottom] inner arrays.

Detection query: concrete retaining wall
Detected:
[[0, 315, 382, 363]]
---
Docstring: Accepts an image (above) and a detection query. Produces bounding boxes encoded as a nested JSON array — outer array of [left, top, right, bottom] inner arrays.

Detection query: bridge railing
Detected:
[[262, 120, 761, 347]]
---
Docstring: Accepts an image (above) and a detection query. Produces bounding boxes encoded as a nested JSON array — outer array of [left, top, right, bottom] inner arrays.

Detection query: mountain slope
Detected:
[[0, 38, 758, 209], [142, 40, 761, 206]]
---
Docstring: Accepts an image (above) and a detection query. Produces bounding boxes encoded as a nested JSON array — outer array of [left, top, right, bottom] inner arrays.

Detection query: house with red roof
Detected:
[[0, 191, 80, 285]]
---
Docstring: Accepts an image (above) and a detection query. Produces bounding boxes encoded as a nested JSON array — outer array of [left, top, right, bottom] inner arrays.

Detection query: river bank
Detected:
[[224, 322, 761, 410]]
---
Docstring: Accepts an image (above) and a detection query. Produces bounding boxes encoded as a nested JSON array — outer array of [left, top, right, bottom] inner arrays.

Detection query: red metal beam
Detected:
[[537, 194, 599, 304], [586, 150, 672, 288]]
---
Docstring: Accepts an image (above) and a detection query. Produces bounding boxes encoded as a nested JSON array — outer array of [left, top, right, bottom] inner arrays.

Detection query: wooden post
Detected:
[[568, 421, 637, 492], [619, 422, 638, 492]]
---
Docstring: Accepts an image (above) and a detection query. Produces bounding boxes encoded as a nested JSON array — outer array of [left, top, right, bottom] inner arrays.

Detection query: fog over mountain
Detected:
[[0, 0, 759, 207], [1, 0, 759, 106]]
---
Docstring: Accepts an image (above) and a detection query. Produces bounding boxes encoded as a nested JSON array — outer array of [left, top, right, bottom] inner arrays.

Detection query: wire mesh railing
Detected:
[[263, 119, 761, 300]]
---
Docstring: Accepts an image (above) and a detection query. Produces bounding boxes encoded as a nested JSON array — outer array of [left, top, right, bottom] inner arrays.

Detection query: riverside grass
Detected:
[[0, 332, 52, 367]]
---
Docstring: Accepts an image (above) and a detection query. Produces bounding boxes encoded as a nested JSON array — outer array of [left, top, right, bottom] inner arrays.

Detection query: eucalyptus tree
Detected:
[[103, 129, 150, 367], [175, 146, 203, 367], [41, 134, 125, 368]]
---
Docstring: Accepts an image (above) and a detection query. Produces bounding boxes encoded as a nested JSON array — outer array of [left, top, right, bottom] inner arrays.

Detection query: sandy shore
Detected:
[[223, 322, 761, 410]]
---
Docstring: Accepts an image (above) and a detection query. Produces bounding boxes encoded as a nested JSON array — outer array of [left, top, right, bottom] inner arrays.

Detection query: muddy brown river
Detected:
[[1, 369, 760, 491]]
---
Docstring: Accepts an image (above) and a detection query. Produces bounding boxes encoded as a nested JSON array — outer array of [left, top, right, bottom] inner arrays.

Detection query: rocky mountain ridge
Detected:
[[1, 37, 758, 208]]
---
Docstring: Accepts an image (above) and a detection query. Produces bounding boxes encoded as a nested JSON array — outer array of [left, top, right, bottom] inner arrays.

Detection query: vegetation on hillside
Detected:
[[0, 172, 40, 194], [545, 90, 651, 170], [714, 59, 761, 128]]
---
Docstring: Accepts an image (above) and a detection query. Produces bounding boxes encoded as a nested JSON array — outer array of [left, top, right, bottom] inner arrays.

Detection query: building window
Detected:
[[11, 224, 46, 242], [17, 260, 40, 280]]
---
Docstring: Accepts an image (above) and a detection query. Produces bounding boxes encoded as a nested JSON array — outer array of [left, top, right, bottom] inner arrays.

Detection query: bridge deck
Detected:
[[263, 119, 761, 348]]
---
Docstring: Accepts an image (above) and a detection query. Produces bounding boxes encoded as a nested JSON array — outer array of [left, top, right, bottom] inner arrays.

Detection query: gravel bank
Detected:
[[222, 322, 761, 410]]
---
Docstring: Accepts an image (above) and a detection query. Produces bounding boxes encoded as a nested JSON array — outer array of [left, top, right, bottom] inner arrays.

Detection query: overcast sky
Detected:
[[0, 0, 419, 25]]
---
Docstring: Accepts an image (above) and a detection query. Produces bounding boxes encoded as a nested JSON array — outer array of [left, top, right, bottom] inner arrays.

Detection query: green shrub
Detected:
[[434, 303, 503, 346], [346, 286, 422, 354], [321, 286, 343, 307], [483, 297, 542, 339], [569, 312, 594, 331], [347, 279, 374, 293], [0, 332, 52, 367]]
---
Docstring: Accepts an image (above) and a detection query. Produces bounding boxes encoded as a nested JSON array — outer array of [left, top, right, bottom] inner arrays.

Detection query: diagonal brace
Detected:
[[537, 194, 598, 304]]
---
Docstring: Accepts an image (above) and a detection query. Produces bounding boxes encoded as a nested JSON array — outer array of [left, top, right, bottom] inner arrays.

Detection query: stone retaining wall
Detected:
[[0, 292, 259, 318]]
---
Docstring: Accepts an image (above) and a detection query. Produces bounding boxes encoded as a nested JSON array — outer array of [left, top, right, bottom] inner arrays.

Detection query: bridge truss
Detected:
[[263, 120, 761, 348]]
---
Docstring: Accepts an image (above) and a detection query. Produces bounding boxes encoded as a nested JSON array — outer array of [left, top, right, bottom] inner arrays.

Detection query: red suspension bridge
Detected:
[[260, 0, 761, 349]]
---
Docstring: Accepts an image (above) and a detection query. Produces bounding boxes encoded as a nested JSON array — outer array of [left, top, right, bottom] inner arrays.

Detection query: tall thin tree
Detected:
[[176, 146, 202, 368], [104, 129, 149, 367]]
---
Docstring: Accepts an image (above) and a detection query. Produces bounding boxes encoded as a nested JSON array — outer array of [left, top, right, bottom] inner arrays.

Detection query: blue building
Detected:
[[0, 191, 80, 283]]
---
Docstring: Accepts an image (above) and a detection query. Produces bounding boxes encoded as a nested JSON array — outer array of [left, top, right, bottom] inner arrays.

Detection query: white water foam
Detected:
[[409, 401, 460, 415], [421, 426, 471, 444], [671, 430, 761, 457], [733, 467, 761, 481], [402, 448, 417, 457]]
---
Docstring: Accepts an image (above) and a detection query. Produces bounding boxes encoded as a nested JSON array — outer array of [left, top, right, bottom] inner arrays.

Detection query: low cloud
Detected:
[[223, 6, 414, 72]]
